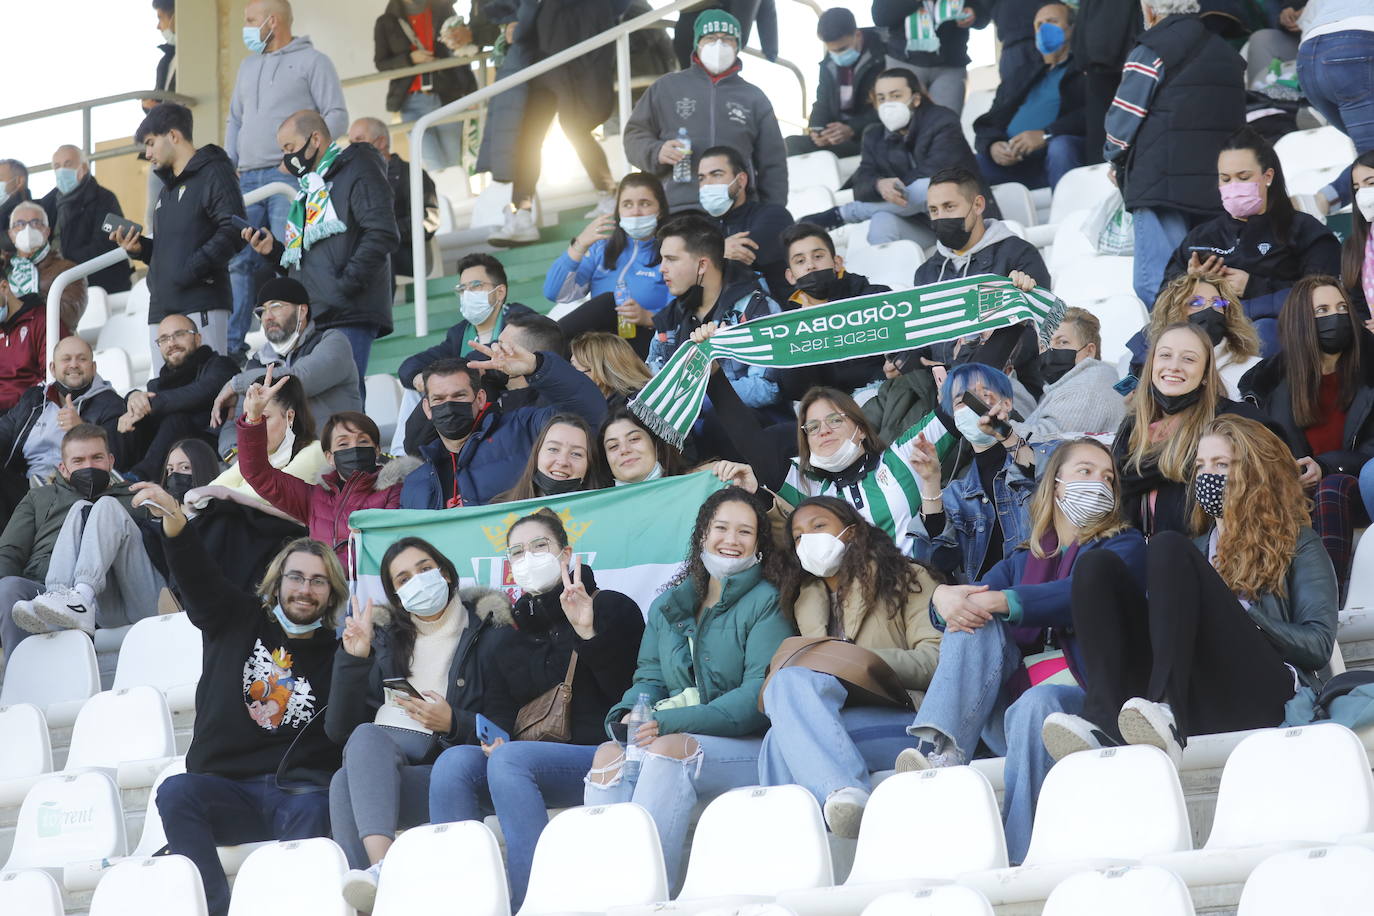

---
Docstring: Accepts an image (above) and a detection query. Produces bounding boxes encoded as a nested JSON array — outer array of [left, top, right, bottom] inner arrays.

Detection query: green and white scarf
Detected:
[[906, 0, 966, 53], [281, 141, 347, 270], [632, 274, 1063, 448], [7, 244, 48, 297]]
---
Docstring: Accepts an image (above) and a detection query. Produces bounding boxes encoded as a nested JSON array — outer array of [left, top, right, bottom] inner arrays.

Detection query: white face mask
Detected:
[[809, 432, 864, 473], [14, 226, 44, 253], [699, 39, 737, 75], [796, 527, 851, 578], [461, 289, 496, 326], [161, 27, 176, 45], [700, 549, 759, 580], [620, 214, 657, 240], [512, 551, 564, 595], [878, 101, 912, 132], [272, 327, 302, 357], [1357, 186, 1374, 223], [953, 407, 999, 449], [396, 567, 450, 617]]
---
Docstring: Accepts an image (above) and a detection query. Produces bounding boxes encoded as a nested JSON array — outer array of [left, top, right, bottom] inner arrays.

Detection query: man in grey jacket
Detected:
[[211, 278, 361, 452], [623, 9, 788, 212], [226, 0, 348, 361]]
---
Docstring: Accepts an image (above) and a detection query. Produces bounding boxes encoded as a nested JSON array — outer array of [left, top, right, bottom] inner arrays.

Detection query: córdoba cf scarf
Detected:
[[281, 141, 347, 270], [631, 273, 1063, 448]]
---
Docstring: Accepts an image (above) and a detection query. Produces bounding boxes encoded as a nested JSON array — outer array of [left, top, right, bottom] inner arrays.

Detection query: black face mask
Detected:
[[534, 469, 584, 495], [333, 446, 378, 479], [164, 471, 196, 503], [431, 399, 476, 441], [1317, 314, 1354, 355], [1188, 308, 1227, 347], [1150, 382, 1203, 415], [282, 137, 318, 179], [932, 215, 974, 251], [794, 267, 840, 301], [1039, 347, 1079, 385], [68, 467, 111, 500]]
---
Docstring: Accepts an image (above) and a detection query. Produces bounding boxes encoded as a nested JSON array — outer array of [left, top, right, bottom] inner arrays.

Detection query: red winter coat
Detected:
[[0, 300, 68, 411]]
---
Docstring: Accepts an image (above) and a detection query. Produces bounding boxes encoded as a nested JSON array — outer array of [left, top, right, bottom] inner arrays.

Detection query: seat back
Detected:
[[364, 375, 404, 446], [1051, 255, 1137, 309], [1047, 165, 1114, 226], [842, 240, 925, 292], [4, 770, 127, 870], [227, 838, 350, 916], [1207, 724, 1374, 849], [90, 854, 208, 916], [131, 757, 188, 856], [787, 151, 843, 193], [788, 185, 837, 220], [1275, 126, 1357, 195], [0, 630, 101, 712], [1237, 845, 1374, 915], [375, 821, 509, 916], [860, 886, 995, 916], [1042, 865, 1196, 916], [991, 182, 1038, 228], [1075, 294, 1147, 369], [95, 312, 152, 376], [678, 785, 833, 901], [1023, 745, 1191, 866], [78, 286, 111, 346], [0, 868, 64, 916], [66, 686, 175, 772], [847, 768, 1008, 885], [112, 613, 202, 694], [0, 703, 52, 781], [1344, 534, 1374, 611], [519, 803, 666, 914]]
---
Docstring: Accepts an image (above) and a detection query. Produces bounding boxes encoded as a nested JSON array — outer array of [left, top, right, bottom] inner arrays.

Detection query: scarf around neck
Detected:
[[8, 244, 49, 297], [281, 141, 346, 269]]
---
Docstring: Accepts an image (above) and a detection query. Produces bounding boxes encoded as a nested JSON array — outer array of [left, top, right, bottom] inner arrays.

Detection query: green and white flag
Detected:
[[632, 273, 1062, 448], [350, 472, 726, 614]]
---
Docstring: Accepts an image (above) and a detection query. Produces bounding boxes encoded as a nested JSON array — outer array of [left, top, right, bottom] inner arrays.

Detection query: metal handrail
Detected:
[[243, 182, 298, 206], [3, 90, 197, 176], [338, 52, 491, 88], [46, 248, 130, 381]]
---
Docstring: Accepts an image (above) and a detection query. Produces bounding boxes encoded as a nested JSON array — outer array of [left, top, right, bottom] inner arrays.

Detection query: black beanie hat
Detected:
[[256, 277, 310, 308]]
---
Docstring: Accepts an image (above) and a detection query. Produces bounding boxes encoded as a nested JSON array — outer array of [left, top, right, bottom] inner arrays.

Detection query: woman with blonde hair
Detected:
[[1044, 415, 1337, 765], [1128, 272, 1262, 399], [569, 332, 653, 412]]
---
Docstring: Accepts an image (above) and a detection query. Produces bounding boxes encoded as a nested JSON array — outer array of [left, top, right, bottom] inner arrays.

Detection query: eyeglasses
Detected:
[[507, 537, 555, 562], [253, 302, 298, 320], [1187, 296, 1227, 312], [282, 571, 331, 591], [10, 218, 45, 230], [154, 328, 196, 347], [802, 413, 850, 437], [455, 280, 496, 293]]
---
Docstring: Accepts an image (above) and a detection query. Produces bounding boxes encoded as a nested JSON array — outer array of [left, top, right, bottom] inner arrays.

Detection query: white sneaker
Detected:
[[582, 191, 616, 219], [32, 587, 95, 635], [894, 736, 967, 773], [341, 861, 384, 913], [10, 599, 46, 634], [488, 207, 539, 247], [1041, 712, 1118, 762], [1118, 697, 1184, 766], [823, 786, 869, 839]]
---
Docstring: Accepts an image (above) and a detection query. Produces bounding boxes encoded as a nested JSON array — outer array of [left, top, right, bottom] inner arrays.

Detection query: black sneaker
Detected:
[[801, 207, 844, 231]]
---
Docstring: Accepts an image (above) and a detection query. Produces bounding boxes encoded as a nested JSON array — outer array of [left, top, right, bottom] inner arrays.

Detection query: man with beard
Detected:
[[0, 425, 155, 659], [133, 476, 344, 916], [211, 277, 360, 452], [119, 314, 238, 482]]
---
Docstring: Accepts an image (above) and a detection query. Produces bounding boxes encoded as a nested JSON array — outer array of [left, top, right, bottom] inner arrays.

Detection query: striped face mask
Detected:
[[1053, 479, 1115, 528]]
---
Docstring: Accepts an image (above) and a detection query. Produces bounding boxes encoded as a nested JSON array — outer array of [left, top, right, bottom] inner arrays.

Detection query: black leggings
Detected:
[[512, 75, 614, 205], [555, 291, 653, 359], [1071, 531, 1295, 743]]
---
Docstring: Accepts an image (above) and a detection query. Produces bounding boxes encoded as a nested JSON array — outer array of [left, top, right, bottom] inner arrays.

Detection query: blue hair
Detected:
[[940, 362, 1014, 416]]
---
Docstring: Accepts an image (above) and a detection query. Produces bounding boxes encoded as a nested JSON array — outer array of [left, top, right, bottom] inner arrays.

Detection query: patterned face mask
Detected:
[[1054, 479, 1115, 528], [1195, 472, 1227, 518]]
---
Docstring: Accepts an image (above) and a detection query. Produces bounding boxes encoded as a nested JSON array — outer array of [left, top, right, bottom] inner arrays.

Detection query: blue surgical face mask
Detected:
[[699, 177, 738, 217], [620, 214, 658, 240], [54, 168, 80, 195], [243, 20, 271, 54], [272, 603, 323, 636], [828, 45, 860, 67], [1035, 22, 1066, 56]]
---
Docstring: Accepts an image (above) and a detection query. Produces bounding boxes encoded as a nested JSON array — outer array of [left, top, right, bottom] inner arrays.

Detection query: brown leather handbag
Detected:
[[759, 637, 914, 712], [514, 653, 578, 742]]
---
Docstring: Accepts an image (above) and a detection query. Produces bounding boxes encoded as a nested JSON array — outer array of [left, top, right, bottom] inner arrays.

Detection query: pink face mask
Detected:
[[1219, 180, 1265, 219]]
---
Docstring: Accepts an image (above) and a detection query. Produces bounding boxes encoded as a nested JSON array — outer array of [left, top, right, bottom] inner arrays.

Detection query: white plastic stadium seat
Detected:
[[1343, 534, 1374, 611], [123, 278, 151, 322], [787, 151, 843, 193], [65, 686, 176, 787], [3, 770, 128, 871], [842, 240, 924, 292], [1024, 165, 1115, 248], [1051, 255, 1136, 309], [78, 285, 110, 345], [1236, 846, 1374, 915], [959, 745, 1191, 906], [0, 629, 101, 727], [227, 837, 351, 916], [861, 887, 994, 916], [0, 703, 53, 804], [89, 854, 208, 916], [375, 821, 509, 916], [992, 182, 1038, 228], [1275, 126, 1356, 196], [523, 803, 667, 915], [1078, 295, 1148, 369], [0, 868, 64, 916], [365, 375, 404, 447], [112, 612, 202, 713], [1042, 866, 1196, 916], [93, 348, 135, 396], [95, 312, 152, 379], [789, 186, 837, 220], [1145, 724, 1374, 887], [780, 767, 1008, 916]]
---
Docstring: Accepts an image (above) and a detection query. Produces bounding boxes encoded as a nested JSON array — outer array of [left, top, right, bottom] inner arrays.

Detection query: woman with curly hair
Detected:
[[584, 487, 795, 889], [1043, 415, 1337, 766], [758, 496, 943, 838], [1129, 271, 1262, 399]]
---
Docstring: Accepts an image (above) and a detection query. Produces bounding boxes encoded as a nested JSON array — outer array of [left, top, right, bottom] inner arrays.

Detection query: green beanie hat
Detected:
[[694, 9, 742, 44]]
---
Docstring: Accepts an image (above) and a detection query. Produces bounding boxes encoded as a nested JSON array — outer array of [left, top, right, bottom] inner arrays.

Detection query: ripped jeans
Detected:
[[583, 733, 763, 890]]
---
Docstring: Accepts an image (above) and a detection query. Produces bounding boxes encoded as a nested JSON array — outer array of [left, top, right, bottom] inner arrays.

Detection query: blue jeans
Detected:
[[584, 732, 764, 891], [1132, 206, 1191, 309], [1001, 683, 1083, 864], [909, 619, 1024, 763], [840, 179, 936, 247], [430, 742, 595, 908], [330, 323, 378, 405], [1359, 461, 1374, 527], [975, 135, 1087, 190], [758, 667, 915, 805], [402, 91, 465, 172], [158, 772, 331, 916], [229, 166, 292, 353], [1298, 30, 1374, 154]]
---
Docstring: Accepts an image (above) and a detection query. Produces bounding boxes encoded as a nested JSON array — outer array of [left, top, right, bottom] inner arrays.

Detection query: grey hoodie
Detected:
[[914, 218, 1052, 288], [226, 36, 349, 171]]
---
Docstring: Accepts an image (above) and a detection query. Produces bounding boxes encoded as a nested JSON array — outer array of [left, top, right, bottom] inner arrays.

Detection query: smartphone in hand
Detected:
[[475, 713, 510, 746], [382, 677, 424, 700], [102, 212, 143, 237], [960, 390, 1016, 439]]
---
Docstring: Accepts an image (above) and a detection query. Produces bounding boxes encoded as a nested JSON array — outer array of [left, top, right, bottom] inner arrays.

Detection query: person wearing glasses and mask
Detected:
[[211, 278, 361, 452]]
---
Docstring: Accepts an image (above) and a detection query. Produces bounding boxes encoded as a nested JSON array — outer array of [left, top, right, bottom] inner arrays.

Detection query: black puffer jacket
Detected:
[[873, 0, 990, 68], [40, 177, 131, 293], [146, 344, 239, 428], [1239, 352, 1374, 477], [852, 102, 1001, 217], [808, 28, 887, 137]]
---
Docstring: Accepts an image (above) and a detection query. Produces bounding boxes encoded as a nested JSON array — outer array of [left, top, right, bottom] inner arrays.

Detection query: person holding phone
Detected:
[[427, 508, 643, 908], [327, 536, 510, 913]]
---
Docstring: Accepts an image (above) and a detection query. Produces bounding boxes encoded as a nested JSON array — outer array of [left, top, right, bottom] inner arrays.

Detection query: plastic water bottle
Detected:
[[615, 281, 635, 339], [672, 128, 693, 184], [623, 692, 653, 780]]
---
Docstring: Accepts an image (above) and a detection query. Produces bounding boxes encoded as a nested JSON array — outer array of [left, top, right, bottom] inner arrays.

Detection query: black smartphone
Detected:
[[475, 713, 510, 746], [960, 390, 1016, 439], [381, 677, 423, 700], [230, 214, 255, 234], [102, 212, 142, 238]]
